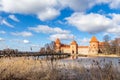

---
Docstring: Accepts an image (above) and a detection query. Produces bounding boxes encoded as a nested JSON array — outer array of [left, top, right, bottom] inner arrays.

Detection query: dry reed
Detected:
[[0, 57, 119, 80]]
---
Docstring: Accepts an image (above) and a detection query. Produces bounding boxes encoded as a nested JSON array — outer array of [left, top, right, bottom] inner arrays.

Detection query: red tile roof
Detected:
[[71, 40, 77, 45], [55, 38, 60, 44], [90, 36, 99, 43]]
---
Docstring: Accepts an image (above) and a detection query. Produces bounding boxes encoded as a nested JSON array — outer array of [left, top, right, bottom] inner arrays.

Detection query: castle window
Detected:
[[72, 50, 74, 54]]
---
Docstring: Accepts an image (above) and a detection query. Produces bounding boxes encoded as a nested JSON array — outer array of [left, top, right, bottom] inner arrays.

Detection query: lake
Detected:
[[38, 55, 120, 70], [61, 56, 120, 71]]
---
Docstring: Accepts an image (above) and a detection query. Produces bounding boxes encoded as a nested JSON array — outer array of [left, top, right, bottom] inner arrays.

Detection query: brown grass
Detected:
[[0, 57, 120, 80]]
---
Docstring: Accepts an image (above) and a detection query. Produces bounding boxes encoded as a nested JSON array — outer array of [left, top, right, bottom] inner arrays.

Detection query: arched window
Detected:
[[72, 50, 74, 54]]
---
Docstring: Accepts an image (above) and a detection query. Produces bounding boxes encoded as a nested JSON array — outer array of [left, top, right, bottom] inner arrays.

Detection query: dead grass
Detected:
[[0, 57, 119, 80]]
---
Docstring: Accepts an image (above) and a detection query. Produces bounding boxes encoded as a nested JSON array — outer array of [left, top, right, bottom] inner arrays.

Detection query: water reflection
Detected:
[[71, 55, 78, 60]]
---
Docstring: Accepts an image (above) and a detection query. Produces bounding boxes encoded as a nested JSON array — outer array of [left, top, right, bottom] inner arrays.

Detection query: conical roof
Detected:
[[90, 36, 99, 43], [71, 40, 77, 45], [55, 38, 61, 44]]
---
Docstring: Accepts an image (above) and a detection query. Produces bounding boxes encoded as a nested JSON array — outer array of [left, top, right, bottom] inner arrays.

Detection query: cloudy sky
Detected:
[[0, 0, 120, 51]]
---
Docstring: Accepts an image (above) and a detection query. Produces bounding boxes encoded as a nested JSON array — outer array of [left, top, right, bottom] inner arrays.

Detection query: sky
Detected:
[[0, 0, 120, 51]]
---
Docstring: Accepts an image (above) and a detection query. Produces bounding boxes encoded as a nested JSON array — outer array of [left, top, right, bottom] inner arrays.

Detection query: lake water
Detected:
[[61, 56, 120, 70], [38, 55, 120, 70]]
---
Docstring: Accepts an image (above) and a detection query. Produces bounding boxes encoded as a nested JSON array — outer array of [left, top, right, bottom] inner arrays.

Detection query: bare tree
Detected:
[[111, 38, 120, 55], [39, 47, 45, 54], [103, 35, 110, 42], [102, 35, 111, 54], [3, 48, 18, 56], [40, 41, 56, 54], [49, 41, 56, 53]]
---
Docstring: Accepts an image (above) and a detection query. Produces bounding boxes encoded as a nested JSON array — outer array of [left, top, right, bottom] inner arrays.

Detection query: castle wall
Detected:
[[78, 48, 89, 55], [60, 47, 89, 55], [61, 47, 71, 53]]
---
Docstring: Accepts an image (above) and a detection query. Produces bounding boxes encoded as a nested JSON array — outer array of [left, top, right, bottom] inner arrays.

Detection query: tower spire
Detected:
[[55, 38, 61, 44], [90, 36, 99, 43]]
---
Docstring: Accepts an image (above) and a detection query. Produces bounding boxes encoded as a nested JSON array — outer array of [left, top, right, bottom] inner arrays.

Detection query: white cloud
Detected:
[[66, 13, 112, 33], [37, 8, 60, 21], [29, 25, 70, 34], [106, 14, 120, 35], [66, 12, 120, 36], [59, 0, 120, 11], [10, 39, 30, 44], [23, 39, 30, 44], [0, 0, 59, 21], [0, 37, 5, 41], [11, 31, 33, 37], [29, 25, 74, 41], [0, 30, 6, 34], [1, 19, 14, 28], [107, 26, 120, 35], [0, 0, 118, 21], [0, 0, 96, 16], [110, 13, 120, 24], [49, 33, 74, 41], [8, 15, 19, 22], [78, 38, 90, 45], [109, 0, 120, 9], [59, 0, 95, 12], [31, 44, 40, 47]]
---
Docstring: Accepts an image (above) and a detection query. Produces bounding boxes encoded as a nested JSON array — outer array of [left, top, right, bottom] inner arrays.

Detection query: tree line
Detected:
[[101, 35, 120, 55], [39, 41, 56, 54]]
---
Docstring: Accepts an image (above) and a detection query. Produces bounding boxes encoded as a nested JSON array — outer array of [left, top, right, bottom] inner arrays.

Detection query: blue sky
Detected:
[[0, 0, 120, 51]]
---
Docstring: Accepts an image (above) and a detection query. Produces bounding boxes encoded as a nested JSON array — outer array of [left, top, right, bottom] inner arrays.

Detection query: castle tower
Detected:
[[89, 36, 99, 55], [55, 38, 61, 53], [70, 40, 78, 55]]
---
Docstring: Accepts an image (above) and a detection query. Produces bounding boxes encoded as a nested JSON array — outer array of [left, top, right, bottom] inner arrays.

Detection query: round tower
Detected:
[[89, 36, 99, 55], [55, 38, 61, 53], [70, 40, 78, 55]]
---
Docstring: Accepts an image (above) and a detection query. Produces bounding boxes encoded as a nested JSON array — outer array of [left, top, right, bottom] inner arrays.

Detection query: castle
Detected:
[[55, 36, 104, 55]]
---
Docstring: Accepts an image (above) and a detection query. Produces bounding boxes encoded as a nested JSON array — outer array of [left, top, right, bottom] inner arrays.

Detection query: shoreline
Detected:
[[78, 54, 120, 58]]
